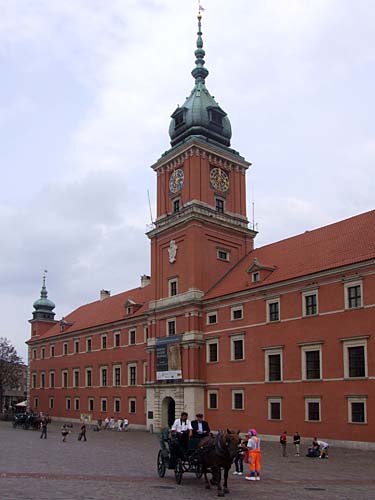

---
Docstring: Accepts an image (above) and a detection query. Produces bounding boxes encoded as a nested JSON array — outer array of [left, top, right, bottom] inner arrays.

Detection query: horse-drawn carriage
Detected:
[[157, 428, 240, 496], [12, 413, 50, 430]]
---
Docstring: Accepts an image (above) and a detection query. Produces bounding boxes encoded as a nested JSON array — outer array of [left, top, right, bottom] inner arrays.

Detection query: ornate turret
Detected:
[[169, 11, 232, 148], [32, 271, 55, 321]]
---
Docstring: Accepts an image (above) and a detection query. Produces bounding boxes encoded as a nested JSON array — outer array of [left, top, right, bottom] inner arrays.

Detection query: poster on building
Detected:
[[156, 335, 182, 380]]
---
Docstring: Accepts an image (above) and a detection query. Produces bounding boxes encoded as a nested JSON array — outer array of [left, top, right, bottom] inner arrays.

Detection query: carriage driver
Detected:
[[191, 413, 210, 439], [171, 411, 193, 451]]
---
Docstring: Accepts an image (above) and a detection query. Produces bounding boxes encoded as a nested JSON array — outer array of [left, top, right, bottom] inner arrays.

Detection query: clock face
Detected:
[[210, 167, 230, 192], [169, 169, 184, 193]]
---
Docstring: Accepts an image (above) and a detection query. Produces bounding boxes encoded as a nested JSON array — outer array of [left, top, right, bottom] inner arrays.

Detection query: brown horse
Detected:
[[195, 429, 240, 496]]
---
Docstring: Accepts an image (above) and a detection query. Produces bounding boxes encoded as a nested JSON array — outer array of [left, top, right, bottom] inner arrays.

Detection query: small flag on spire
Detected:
[[198, 1, 206, 12]]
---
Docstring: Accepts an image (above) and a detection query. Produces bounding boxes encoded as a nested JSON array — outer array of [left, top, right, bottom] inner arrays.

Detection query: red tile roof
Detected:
[[205, 209, 375, 299], [32, 285, 152, 341]]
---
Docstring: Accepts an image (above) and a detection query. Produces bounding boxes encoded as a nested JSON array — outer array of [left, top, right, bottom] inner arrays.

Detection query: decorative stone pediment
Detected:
[[246, 258, 276, 283]]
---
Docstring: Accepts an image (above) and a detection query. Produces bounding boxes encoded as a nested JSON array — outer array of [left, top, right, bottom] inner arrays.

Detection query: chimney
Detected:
[[100, 289, 111, 301], [140, 275, 151, 288]]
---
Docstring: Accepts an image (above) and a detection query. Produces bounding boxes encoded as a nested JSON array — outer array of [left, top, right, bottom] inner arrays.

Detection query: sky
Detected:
[[1, 0, 374, 361]]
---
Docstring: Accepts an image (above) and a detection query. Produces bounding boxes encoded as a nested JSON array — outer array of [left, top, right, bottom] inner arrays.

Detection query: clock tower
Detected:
[[145, 12, 256, 428], [147, 12, 256, 302]]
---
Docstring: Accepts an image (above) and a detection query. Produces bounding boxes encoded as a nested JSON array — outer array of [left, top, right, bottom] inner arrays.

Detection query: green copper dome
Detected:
[[32, 272, 56, 321], [169, 13, 232, 148]]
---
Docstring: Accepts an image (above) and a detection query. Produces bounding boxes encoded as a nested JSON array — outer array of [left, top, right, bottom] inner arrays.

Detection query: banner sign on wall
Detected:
[[156, 335, 182, 380]]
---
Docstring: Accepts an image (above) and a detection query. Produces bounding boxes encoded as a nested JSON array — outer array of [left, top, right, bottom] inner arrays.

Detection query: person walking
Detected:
[[61, 424, 69, 442], [293, 431, 301, 456], [233, 437, 247, 475], [280, 430, 287, 457], [78, 422, 87, 441], [123, 418, 129, 431], [40, 417, 47, 439], [245, 429, 261, 481]]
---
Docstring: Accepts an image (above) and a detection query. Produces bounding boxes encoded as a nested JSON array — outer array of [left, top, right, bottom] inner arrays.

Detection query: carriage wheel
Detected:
[[175, 459, 183, 484], [157, 450, 166, 478], [195, 463, 203, 479]]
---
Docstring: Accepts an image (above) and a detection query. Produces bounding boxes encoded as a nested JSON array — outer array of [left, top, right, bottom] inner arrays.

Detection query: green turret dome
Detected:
[[169, 13, 232, 148], [32, 272, 56, 321]]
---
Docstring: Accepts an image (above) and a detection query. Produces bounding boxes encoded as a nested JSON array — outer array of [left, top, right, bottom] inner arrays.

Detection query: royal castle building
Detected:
[[27, 14, 375, 447]]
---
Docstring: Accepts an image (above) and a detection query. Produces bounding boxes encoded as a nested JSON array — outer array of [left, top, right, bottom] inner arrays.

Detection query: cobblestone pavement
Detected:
[[1, 421, 374, 500]]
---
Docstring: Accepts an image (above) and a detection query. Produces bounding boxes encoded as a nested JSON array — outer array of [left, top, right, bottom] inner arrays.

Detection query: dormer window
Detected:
[[208, 107, 225, 129], [171, 107, 187, 130], [252, 272, 260, 283]]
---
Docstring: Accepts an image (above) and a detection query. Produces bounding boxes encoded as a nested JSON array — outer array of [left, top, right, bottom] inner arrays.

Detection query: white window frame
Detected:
[[301, 343, 322, 380], [268, 397, 282, 421], [206, 311, 218, 325], [100, 366, 108, 387], [114, 331, 121, 348], [252, 271, 260, 283], [143, 325, 149, 343], [63, 342, 68, 355], [169, 277, 178, 297], [208, 390, 218, 410], [40, 371, 46, 388], [264, 347, 283, 382], [143, 361, 147, 384], [101, 398, 107, 412], [206, 338, 219, 363], [86, 337, 92, 352], [113, 365, 121, 387], [347, 396, 367, 424], [32, 349, 37, 360], [128, 363, 137, 386], [230, 334, 245, 361], [85, 367, 92, 387], [65, 397, 71, 411], [49, 371, 55, 388], [267, 298, 280, 322], [129, 328, 136, 345], [73, 369, 80, 388], [88, 397, 94, 412], [74, 397, 80, 411], [302, 290, 319, 317], [41, 347, 45, 359], [129, 397, 136, 414], [217, 248, 230, 261], [50, 345, 55, 357], [31, 372, 37, 389], [49, 397, 54, 410], [305, 397, 321, 422], [114, 398, 121, 413], [232, 389, 244, 410], [166, 318, 176, 337], [74, 339, 80, 354], [344, 280, 363, 310], [231, 305, 243, 321], [101, 334, 107, 350], [62, 370, 68, 388], [343, 337, 368, 379]]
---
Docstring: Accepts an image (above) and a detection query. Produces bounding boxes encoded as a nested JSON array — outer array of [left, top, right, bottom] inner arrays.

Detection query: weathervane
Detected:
[[42, 269, 48, 287]]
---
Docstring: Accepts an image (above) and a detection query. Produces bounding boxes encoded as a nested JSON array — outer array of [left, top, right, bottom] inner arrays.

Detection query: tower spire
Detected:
[[191, 10, 209, 84]]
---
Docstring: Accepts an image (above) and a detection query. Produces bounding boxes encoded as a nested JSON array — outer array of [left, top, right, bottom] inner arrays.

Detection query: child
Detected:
[[233, 437, 247, 475]]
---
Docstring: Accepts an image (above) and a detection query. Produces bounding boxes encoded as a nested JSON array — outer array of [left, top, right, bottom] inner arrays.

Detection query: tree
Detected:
[[0, 337, 23, 411]]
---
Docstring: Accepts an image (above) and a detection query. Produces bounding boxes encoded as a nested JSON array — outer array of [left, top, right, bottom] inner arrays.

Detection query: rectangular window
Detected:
[[88, 398, 94, 412], [101, 367, 108, 387], [86, 368, 92, 387], [167, 319, 176, 337], [129, 329, 136, 345], [74, 398, 80, 411], [40, 372, 45, 388], [169, 278, 178, 297], [41, 347, 45, 359], [304, 293, 318, 316], [101, 398, 107, 412], [129, 398, 136, 414], [49, 371, 55, 388], [208, 390, 218, 409], [348, 397, 367, 424], [207, 340, 219, 363], [66, 398, 71, 411], [348, 346, 365, 377], [32, 349, 37, 360], [63, 342, 68, 356], [217, 249, 229, 261], [50, 345, 55, 357], [114, 332, 121, 348], [348, 285, 362, 308], [252, 271, 260, 283], [173, 199, 180, 213], [49, 397, 54, 410], [305, 351, 321, 379], [215, 197, 224, 213], [129, 365, 137, 386], [74, 340, 79, 354], [268, 300, 280, 322], [265, 348, 283, 382], [34, 397, 39, 409], [32, 373, 37, 389], [114, 398, 121, 413], [73, 369, 80, 388], [207, 312, 217, 325], [144, 326, 149, 343], [231, 335, 244, 361], [305, 398, 321, 422], [143, 362, 148, 384], [86, 338, 92, 352], [232, 390, 244, 410], [62, 371, 68, 388], [114, 366, 121, 387], [101, 335, 107, 349], [231, 306, 243, 320], [268, 398, 282, 420]]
